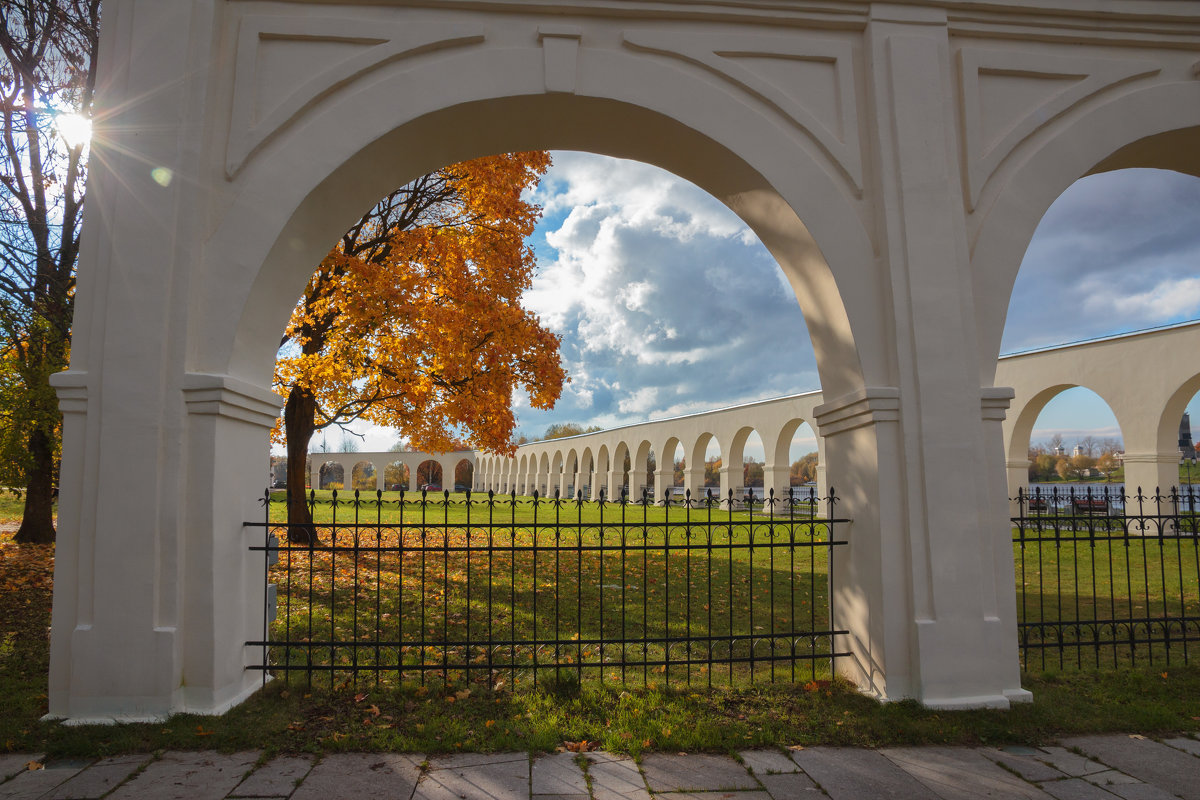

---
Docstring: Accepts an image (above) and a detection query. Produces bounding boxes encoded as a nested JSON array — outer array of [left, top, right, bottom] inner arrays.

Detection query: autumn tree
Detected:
[[275, 152, 566, 539], [790, 452, 818, 485], [743, 457, 764, 487], [0, 1, 100, 543], [704, 457, 721, 488], [541, 422, 602, 441]]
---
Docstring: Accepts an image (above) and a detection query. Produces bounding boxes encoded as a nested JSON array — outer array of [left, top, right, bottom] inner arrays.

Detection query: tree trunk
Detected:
[[14, 427, 57, 544], [284, 385, 319, 544]]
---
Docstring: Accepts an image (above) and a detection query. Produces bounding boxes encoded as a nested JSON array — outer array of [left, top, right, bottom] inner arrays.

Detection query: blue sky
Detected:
[[344, 157, 1200, 460]]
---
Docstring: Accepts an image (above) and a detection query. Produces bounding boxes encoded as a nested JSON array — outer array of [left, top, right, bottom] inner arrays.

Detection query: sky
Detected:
[[332, 158, 1200, 461]]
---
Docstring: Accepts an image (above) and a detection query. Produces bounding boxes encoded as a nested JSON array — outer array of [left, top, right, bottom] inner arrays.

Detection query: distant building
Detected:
[[1181, 412, 1195, 459]]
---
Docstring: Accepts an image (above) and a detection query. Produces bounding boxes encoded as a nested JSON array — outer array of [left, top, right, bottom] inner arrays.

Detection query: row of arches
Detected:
[[474, 323, 1200, 505], [276, 451, 475, 493], [475, 393, 827, 504]]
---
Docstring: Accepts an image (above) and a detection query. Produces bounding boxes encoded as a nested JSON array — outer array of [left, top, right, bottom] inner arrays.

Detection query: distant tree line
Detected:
[[1028, 434, 1122, 482]]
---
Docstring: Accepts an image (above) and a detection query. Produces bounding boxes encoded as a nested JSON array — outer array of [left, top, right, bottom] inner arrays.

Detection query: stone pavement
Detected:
[[0, 735, 1196, 800]]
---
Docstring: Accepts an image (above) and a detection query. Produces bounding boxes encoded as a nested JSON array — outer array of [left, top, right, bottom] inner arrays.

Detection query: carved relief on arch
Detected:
[[621, 30, 863, 195], [956, 46, 1160, 211], [224, 15, 486, 178]]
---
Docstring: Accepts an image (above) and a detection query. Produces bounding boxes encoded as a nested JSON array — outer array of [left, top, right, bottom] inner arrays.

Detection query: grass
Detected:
[[258, 494, 837, 690], [1, 503, 1197, 759], [1013, 530, 1200, 670]]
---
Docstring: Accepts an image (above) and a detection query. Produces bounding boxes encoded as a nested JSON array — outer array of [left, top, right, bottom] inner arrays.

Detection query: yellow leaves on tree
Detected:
[[275, 152, 565, 535]]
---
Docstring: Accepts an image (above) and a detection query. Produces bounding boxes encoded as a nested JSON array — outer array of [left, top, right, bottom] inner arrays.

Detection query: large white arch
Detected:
[[52, 0, 1200, 721]]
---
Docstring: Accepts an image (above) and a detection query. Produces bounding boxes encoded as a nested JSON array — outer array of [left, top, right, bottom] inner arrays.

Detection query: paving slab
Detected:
[[531, 752, 587, 797], [230, 755, 313, 798], [46, 754, 152, 799], [1163, 737, 1200, 758], [639, 754, 756, 792], [1083, 770, 1141, 787], [0, 756, 43, 784], [757, 771, 823, 798], [1036, 748, 1110, 778], [789, 747, 940, 800], [107, 752, 258, 800], [0, 760, 89, 800], [427, 752, 527, 770], [1107, 785, 1183, 800], [291, 753, 422, 800], [414, 752, 529, 800], [738, 750, 800, 775], [1063, 735, 1200, 800], [1039, 778, 1125, 800], [979, 747, 1065, 783], [883, 746, 1054, 799], [583, 753, 650, 800]]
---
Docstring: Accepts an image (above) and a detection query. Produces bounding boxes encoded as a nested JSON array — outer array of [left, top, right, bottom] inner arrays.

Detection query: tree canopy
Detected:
[[275, 152, 566, 536]]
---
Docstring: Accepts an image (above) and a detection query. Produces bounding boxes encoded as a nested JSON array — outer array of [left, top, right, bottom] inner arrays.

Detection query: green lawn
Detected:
[[260, 494, 839, 691], [2, 504, 1198, 758]]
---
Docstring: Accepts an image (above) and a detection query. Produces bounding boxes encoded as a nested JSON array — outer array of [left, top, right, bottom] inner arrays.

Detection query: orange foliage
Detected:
[[274, 152, 565, 457]]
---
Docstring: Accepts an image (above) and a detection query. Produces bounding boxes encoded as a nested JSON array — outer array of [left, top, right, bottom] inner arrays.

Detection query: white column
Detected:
[[718, 464, 743, 508], [1122, 453, 1179, 504]]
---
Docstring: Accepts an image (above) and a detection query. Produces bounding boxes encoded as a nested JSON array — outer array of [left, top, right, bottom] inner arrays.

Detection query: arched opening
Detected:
[[453, 458, 474, 492], [1158, 377, 1200, 498], [350, 461, 376, 491], [741, 429, 765, 502], [384, 461, 410, 492], [416, 460, 443, 491], [780, 420, 819, 501], [595, 444, 611, 500], [579, 447, 594, 499], [538, 452, 551, 496], [1009, 386, 1124, 491], [317, 461, 344, 491], [698, 434, 723, 492]]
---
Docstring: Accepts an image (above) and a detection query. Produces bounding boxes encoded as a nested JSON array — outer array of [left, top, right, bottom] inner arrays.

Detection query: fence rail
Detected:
[[246, 488, 850, 691], [1012, 485, 1200, 670]]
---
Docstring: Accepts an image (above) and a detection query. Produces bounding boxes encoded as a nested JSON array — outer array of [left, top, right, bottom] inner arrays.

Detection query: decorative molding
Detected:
[[981, 386, 1015, 421], [957, 47, 1160, 210], [621, 29, 863, 194], [539, 25, 582, 93], [49, 370, 89, 415], [225, 16, 485, 177], [182, 373, 283, 429], [814, 387, 901, 436]]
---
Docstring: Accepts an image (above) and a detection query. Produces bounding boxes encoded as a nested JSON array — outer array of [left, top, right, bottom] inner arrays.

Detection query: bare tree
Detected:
[[0, 1, 100, 543]]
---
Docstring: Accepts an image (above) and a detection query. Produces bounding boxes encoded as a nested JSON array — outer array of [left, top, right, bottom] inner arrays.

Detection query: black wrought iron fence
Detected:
[[1012, 485, 1200, 670], [246, 488, 850, 691]]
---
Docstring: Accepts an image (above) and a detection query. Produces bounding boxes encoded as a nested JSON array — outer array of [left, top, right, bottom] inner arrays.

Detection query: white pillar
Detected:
[[718, 464, 743, 508], [1122, 453, 1179, 504]]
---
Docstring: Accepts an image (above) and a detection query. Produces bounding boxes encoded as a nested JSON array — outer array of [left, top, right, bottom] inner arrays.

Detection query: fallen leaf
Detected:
[[25, 761, 42, 771], [788, 744, 805, 751]]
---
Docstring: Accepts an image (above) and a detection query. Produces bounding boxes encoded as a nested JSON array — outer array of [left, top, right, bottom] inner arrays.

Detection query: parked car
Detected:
[[453, 483, 467, 492], [271, 479, 286, 489], [388, 484, 404, 491], [421, 483, 441, 492]]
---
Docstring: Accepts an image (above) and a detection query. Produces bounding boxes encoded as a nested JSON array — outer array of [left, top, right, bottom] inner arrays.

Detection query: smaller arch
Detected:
[[318, 461, 344, 490], [351, 460, 377, 491], [538, 452, 551, 496], [453, 457, 474, 492], [384, 460, 411, 492], [416, 459, 443, 491]]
